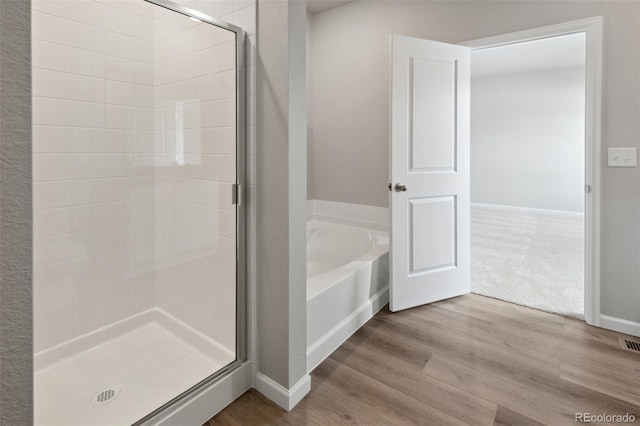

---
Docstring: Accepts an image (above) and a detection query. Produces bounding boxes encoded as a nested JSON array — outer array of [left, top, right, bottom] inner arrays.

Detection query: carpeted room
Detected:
[[469, 34, 586, 318]]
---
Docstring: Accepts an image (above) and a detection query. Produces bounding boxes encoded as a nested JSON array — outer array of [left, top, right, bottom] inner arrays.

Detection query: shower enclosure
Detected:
[[32, 0, 245, 424]]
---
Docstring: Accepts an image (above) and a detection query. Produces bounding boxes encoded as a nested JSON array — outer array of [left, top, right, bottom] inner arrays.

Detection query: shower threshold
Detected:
[[34, 309, 234, 426]]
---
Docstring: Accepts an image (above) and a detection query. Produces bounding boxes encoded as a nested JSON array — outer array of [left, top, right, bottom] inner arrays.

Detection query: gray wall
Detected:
[[0, 1, 33, 424], [471, 66, 585, 212], [256, 0, 307, 389], [307, 12, 314, 200], [309, 1, 640, 323]]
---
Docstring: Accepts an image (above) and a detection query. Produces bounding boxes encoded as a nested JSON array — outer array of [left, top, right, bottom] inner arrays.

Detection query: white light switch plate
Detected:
[[608, 148, 637, 167]]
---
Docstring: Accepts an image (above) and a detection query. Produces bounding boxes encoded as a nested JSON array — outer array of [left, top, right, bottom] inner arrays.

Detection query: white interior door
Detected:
[[389, 35, 471, 312]]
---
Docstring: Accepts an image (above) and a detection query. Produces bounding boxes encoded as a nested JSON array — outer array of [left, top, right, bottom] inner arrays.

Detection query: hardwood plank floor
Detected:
[[205, 294, 640, 425]]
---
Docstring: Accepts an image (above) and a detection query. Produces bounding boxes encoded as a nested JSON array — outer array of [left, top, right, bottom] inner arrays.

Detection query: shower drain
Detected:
[[90, 388, 121, 406]]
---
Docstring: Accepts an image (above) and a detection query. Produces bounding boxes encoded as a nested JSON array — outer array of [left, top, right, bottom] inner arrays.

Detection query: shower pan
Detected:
[[32, 0, 246, 424]]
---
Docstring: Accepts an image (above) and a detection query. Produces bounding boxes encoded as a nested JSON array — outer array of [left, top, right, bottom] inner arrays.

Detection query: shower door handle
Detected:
[[232, 183, 241, 205], [394, 183, 408, 192]]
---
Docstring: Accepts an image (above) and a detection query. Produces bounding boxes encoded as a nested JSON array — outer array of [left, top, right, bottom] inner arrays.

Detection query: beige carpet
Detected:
[[471, 204, 584, 318]]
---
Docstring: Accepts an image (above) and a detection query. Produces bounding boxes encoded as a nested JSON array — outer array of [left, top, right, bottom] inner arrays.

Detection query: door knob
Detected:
[[394, 183, 408, 192]]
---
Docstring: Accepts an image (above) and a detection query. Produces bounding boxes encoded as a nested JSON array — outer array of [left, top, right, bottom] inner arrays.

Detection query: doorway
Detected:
[[389, 17, 602, 327], [462, 18, 602, 325], [469, 33, 587, 318]]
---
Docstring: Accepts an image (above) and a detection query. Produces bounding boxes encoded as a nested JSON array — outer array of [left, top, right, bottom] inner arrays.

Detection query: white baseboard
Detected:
[[148, 362, 252, 425], [471, 202, 584, 217], [307, 286, 389, 373], [255, 373, 311, 411], [599, 315, 640, 337]]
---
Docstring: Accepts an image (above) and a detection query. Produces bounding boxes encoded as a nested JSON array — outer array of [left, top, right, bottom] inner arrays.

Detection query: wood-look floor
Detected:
[[204, 294, 640, 425]]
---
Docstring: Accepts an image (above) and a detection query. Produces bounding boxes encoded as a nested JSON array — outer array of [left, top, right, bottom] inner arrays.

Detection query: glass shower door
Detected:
[[32, 0, 244, 424]]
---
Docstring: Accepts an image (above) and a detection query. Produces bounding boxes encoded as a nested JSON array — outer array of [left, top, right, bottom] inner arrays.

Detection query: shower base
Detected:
[[34, 308, 234, 426]]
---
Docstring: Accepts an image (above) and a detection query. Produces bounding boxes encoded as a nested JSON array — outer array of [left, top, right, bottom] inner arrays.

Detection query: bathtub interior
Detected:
[[307, 222, 377, 277]]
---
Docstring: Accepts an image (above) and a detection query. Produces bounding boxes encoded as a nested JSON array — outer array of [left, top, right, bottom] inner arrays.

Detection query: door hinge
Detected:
[[232, 183, 242, 205], [585, 184, 592, 194]]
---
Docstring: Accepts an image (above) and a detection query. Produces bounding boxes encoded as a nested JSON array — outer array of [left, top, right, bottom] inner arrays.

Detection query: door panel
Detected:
[[411, 57, 457, 171], [390, 35, 470, 312], [410, 196, 456, 273]]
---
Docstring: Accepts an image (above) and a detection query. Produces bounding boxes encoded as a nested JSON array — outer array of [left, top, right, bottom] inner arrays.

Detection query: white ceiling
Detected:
[[471, 33, 586, 78], [306, 0, 355, 15]]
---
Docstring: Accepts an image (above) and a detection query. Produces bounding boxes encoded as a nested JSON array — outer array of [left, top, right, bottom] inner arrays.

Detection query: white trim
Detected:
[[147, 363, 253, 426], [462, 16, 603, 328], [599, 315, 640, 338], [471, 202, 584, 217], [460, 17, 602, 50], [308, 199, 390, 229], [255, 373, 311, 411], [310, 214, 389, 232], [307, 286, 389, 372]]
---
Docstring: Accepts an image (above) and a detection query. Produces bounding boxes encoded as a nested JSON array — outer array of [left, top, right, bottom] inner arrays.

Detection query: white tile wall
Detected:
[[32, 0, 158, 352], [308, 199, 390, 231], [33, 0, 256, 357]]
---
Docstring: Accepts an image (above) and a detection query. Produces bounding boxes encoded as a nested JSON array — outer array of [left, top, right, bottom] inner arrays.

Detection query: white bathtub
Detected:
[[306, 220, 389, 372]]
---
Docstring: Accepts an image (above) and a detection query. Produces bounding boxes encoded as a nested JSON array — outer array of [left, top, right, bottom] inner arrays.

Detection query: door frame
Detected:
[[460, 17, 603, 326]]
